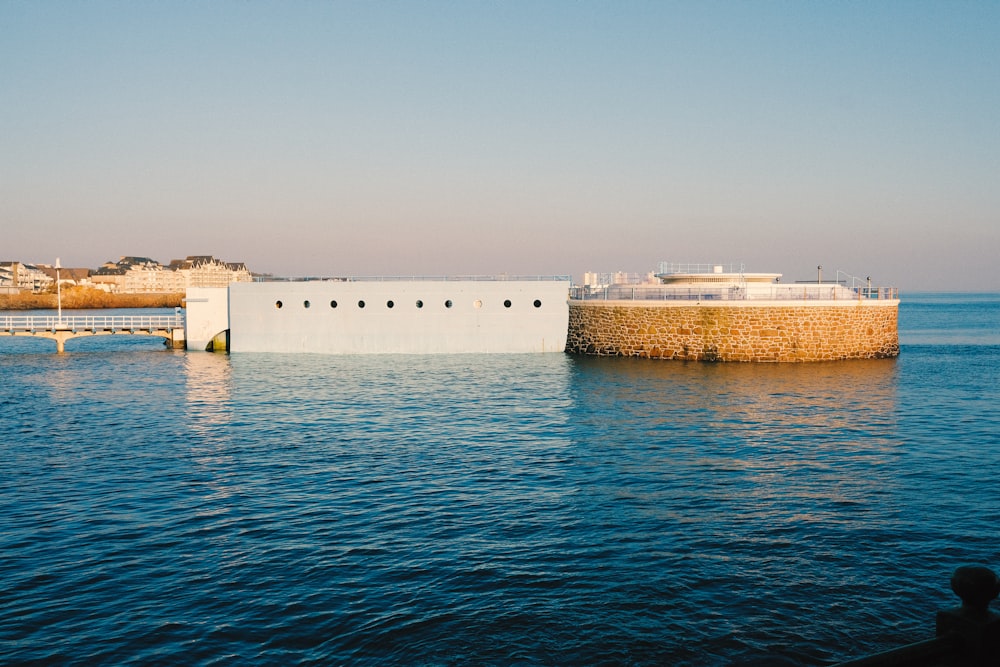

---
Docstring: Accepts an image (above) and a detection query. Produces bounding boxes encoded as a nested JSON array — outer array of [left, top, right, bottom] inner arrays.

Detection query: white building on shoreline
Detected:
[[92, 255, 252, 293], [0, 262, 55, 292], [1, 255, 252, 294]]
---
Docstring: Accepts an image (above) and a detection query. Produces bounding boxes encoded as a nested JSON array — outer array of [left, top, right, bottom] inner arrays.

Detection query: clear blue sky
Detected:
[[2, 1, 998, 290]]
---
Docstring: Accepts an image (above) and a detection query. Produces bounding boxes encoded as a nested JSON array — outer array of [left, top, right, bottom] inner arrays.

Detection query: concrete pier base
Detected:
[[566, 300, 900, 362]]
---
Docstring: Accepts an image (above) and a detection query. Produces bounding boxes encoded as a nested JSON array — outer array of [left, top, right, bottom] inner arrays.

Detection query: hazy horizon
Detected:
[[3, 2, 998, 292]]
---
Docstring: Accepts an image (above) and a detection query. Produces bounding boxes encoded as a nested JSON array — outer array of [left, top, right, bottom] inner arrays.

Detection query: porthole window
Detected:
[[444, 300, 453, 309], [303, 300, 311, 308], [473, 299, 483, 309], [503, 299, 512, 308], [330, 300, 338, 308], [358, 300, 366, 308], [533, 299, 542, 308], [386, 300, 394, 309], [416, 300, 424, 309], [275, 300, 283, 309]]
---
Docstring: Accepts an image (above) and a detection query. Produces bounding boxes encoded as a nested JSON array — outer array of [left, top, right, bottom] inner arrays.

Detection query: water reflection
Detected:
[[182, 351, 237, 501], [184, 352, 233, 427], [223, 352, 576, 446], [568, 356, 899, 446], [566, 356, 902, 532]]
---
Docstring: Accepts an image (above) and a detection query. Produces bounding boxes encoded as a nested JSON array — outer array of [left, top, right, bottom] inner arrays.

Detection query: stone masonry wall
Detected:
[[566, 301, 899, 362]]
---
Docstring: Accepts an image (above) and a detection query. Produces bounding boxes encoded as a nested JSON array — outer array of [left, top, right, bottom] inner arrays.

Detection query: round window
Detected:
[[275, 300, 283, 309], [358, 300, 366, 308], [445, 300, 453, 308]]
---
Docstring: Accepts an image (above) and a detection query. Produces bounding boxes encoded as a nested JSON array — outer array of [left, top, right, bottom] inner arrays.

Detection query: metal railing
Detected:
[[656, 262, 747, 275], [255, 275, 571, 283], [0, 314, 184, 331], [569, 285, 899, 301]]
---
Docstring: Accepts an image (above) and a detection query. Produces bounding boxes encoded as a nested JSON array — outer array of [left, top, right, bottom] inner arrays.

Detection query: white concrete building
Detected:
[[185, 277, 571, 354]]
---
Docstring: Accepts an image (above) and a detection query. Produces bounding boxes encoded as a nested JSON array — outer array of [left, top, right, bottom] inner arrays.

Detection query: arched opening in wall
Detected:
[[205, 329, 230, 353]]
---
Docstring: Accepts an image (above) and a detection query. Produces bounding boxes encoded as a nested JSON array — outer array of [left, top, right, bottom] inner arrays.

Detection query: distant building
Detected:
[[91, 255, 251, 293], [0, 261, 54, 292], [581, 270, 658, 291], [167, 256, 252, 289], [36, 265, 93, 288]]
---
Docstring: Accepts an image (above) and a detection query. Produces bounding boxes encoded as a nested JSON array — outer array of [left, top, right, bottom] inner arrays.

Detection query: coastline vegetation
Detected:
[[0, 286, 183, 310]]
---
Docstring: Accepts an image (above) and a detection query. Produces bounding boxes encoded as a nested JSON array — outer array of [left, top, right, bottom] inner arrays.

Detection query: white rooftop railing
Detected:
[[254, 275, 571, 282], [657, 262, 747, 275], [570, 285, 899, 301]]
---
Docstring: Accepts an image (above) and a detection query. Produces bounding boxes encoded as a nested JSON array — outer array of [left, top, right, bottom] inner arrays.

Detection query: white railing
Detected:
[[0, 315, 184, 331], [657, 262, 746, 275], [255, 275, 571, 283], [570, 285, 899, 301]]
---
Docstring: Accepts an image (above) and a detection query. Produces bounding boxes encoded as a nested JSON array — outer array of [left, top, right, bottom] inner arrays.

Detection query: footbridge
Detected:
[[1, 314, 185, 353]]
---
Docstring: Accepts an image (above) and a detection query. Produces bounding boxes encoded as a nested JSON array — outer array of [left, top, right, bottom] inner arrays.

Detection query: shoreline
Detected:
[[0, 290, 184, 310]]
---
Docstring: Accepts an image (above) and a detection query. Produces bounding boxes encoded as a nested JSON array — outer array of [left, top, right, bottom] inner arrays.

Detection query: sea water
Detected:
[[1, 295, 998, 665]]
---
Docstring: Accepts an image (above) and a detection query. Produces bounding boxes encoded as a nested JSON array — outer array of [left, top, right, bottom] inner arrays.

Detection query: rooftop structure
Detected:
[[574, 262, 897, 302]]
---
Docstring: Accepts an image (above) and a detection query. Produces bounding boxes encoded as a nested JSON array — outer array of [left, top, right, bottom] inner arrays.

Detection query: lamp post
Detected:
[[55, 257, 62, 324]]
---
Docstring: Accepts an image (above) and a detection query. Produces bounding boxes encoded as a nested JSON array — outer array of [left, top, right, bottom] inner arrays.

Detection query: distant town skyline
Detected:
[[2, 1, 998, 291], [1, 254, 251, 294]]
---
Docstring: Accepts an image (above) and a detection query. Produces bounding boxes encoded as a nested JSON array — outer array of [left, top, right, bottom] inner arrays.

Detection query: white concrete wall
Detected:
[[185, 287, 230, 351], [228, 280, 569, 354]]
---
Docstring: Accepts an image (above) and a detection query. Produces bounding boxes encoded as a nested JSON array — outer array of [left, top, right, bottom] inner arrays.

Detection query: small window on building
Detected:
[[416, 300, 424, 308], [275, 300, 283, 309], [503, 300, 512, 308], [533, 299, 542, 308], [445, 300, 453, 308], [386, 300, 394, 309], [304, 300, 311, 308], [358, 300, 366, 308], [330, 300, 338, 308]]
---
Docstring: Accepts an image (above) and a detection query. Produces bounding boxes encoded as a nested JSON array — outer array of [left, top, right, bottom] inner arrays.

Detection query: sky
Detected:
[[2, 1, 998, 290]]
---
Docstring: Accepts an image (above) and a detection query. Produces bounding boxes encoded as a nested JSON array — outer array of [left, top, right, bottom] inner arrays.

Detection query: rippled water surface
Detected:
[[2, 295, 998, 665]]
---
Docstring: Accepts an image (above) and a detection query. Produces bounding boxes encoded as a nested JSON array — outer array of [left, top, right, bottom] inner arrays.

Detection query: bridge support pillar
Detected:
[[171, 328, 186, 349], [53, 331, 73, 354]]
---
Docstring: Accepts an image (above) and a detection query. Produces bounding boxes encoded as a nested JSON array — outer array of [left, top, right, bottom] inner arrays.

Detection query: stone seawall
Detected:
[[566, 300, 899, 362]]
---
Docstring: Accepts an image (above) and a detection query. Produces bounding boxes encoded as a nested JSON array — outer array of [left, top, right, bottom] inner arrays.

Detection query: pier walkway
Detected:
[[0, 314, 185, 353]]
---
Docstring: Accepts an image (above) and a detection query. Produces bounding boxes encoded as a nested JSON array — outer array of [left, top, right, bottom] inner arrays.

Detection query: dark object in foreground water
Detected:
[[934, 566, 1000, 666], [833, 565, 1000, 667]]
